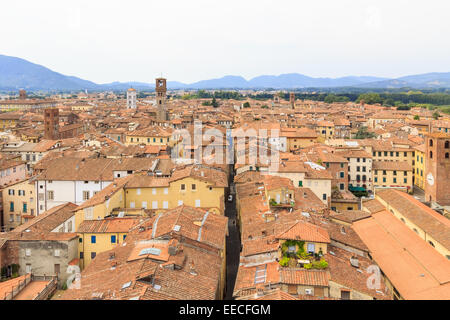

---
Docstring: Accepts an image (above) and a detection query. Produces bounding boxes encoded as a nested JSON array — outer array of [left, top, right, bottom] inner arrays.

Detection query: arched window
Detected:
[[429, 139, 433, 147], [445, 141, 449, 149]]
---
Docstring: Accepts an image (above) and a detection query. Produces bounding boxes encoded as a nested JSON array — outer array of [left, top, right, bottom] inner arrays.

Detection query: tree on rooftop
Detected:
[[432, 111, 440, 120], [414, 115, 420, 120], [355, 126, 376, 139], [243, 102, 251, 108]]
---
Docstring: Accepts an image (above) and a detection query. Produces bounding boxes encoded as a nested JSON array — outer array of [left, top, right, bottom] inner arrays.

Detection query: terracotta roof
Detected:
[[376, 189, 450, 250], [276, 220, 331, 243], [279, 269, 329, 286], [353, 210, 450, 300]]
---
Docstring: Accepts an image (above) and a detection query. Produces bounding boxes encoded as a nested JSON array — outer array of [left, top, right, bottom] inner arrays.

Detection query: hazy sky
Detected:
[[0, 0, 449, 84]]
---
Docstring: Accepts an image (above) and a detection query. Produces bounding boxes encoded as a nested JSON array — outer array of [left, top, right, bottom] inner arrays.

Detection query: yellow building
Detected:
[[0, 112, 21, 129], [316, 120, 335, 140], [413, 144, 426, 190], [1, 178, 36, 231], [77, 217, 141, 269], [125, 166, 227, 215], [372, 161, 413, 193], [281, 127, 318, 151], [371, 148, 415, 167], [125, 126, 175, 147]]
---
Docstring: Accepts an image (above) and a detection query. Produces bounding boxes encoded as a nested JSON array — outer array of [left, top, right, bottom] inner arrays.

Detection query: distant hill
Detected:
[[357, 72, 450, 89], [0, 54, 98, 91], [1, 54, 449, 91]]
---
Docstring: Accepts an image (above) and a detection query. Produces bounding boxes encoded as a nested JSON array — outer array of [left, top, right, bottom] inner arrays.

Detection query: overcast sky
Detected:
[[0, 0, 449, 84]]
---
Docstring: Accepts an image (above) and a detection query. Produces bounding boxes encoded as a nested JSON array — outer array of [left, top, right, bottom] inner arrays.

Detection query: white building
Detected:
[[127, 88, 137, 109]]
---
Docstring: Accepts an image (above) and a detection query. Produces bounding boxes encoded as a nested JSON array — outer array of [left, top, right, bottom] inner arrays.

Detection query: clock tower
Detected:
[[156, 77, 168, 122], [424, 132, 450, 206]]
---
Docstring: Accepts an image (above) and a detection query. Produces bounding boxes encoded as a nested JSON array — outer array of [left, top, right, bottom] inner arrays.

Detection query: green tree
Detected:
[[355, 126, 376, 139], [211, 97, 219, 108], [243, 102, 251, 108], [432, 111, 440, 120], [414, 115, 420, 120], [356, 93, 382, 104]]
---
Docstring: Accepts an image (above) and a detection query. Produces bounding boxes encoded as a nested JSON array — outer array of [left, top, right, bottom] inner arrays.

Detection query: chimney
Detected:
[[168, 239, 179, 255]]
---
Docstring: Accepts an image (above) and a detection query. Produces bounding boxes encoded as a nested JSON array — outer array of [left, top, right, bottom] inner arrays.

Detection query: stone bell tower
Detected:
[[156, 77, 168, 121]]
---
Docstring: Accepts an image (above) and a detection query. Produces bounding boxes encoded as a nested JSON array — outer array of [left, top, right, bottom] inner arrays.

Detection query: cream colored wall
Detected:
[[376, 195, 450, 258], [125, 177, 225, 214], [78, 231, 128, 270], [2, 180, 36, 231]]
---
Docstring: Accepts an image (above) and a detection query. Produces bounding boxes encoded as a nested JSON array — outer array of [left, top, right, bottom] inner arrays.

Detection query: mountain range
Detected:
[[1, 54, 450, 91]]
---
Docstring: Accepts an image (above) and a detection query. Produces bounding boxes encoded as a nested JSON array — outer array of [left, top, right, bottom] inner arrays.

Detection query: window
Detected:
[[83, 191, 90, 201], [54, 249, 60, 257], [91, 235, 96, 244], [47, 191, 54, 200], [430, 151, 433, 159], [429, 139, 433, 147], [180, 184, 186, 191], [322, 194, 327, 200], [445, 141, 449, 149], [111, 235, 116, 243], [340, 172, 344, 178], [164, 188, 168, 194], [25, 248, 31, 256], [142, 201, 147, 209], [80, 252, 84, 259], [163, 201, 169, 209], [393, 171, 397, 176], [178, 200, 183, 206], [357, 166, 360, 172], [339, 183, 344, 190], [152, 201, 158, 209], [79, 237, 83, 243], [393, 178, 397, 183], [374, 177, 378, 183], [446, 153, 449, 159], [383, 177, 386, 183], [9, 202, 14, 212], [404, 178, 407, 183], [152, 188, 156, 195], [8, 189, 14, 195], [22, 202, 27, 213], [123, 235, 127, 241], [341, 290, 351, 300], [26, 264, 31, 273], [298, 181, 303, 187], [192, 184, 196, 191], [195, 199, 201, 207], [91, 252, 96, 259], [137, 188, 141, 195]]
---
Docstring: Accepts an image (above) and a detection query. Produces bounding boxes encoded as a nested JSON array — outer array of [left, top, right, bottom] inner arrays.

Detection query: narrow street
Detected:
[[224, 181, 240, 300]]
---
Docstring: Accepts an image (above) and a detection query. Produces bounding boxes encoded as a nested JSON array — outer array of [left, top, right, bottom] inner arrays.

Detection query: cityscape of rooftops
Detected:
[[0, 0, 449, 313]]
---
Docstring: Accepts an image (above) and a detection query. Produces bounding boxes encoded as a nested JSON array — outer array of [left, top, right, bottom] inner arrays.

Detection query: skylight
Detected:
[[139, 247, 161, 256]]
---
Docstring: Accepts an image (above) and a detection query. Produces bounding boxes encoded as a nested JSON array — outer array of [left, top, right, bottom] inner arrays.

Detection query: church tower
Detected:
[[425, 132, 450, 206], [156, 77, 168, 121], [127, 88, 137, 109], [290, 92, 296, 109], [44, 108, 59, 140]]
